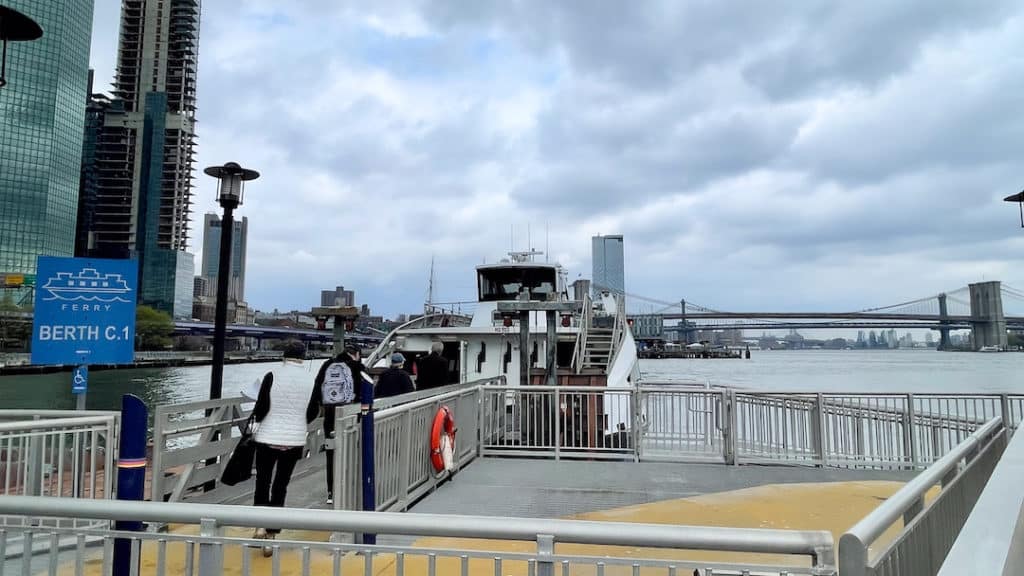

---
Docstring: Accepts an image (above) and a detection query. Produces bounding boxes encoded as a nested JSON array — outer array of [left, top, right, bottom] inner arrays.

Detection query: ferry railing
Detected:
[[0, 494, 837, 576], [331, 377, 502, 513], [839, 417, 1006, 576], [364, 312, 455, 369], [0, 411, 118, 532], [937, 412, 1024, 576], [607, 293, 626, 369], [571, 292, 592, 374]]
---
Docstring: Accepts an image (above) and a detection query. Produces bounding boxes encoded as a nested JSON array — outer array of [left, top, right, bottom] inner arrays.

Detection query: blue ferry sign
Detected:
[[72, 365, 88, 394], [31, 256, 138, 365]]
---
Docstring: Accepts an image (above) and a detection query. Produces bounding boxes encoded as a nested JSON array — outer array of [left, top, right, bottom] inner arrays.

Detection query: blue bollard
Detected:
[[359, 372, 376, 545], [113, 394, 147, 575]]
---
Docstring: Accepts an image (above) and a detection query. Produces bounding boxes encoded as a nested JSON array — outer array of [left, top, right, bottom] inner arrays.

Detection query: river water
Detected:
[[1, 350, 1022, 413]]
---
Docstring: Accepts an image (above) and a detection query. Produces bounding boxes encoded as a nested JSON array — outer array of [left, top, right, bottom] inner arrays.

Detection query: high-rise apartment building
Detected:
[[76, 70, 111, 257], [591, 234, 625, 297], [200, 214, 248, 302], [321, 286, 355, 307], [78, 0, 201, 318], [0, 0, 94, 286]]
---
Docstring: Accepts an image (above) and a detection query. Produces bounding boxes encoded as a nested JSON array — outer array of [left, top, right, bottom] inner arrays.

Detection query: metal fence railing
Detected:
[[938, 412, 1024, 576], [633, 389, 1024, 470], [479, 385, 636, 460], [638, 387, 725, 462], [332, 378, 500, 513], [839, 417, 1006, 576], [475, 383, 1019, 469], [0, 410, 119, 533], [0, 495, 837, 576], [154, 386, 1024, 501]]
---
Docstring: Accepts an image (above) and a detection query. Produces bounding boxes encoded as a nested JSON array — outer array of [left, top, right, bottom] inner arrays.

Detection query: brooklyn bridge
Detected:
[[623, 280, 1024, 351]]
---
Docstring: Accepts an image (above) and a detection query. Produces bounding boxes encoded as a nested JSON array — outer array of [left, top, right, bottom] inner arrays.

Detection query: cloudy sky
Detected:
[[88, 1, 1024, 319]]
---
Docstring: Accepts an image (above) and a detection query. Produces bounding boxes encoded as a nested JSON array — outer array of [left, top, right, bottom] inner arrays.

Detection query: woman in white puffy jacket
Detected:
[[249, 341, 321, 555]]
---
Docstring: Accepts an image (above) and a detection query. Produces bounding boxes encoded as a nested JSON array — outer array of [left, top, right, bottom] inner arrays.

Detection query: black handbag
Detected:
[[220, 414, 257, 486]]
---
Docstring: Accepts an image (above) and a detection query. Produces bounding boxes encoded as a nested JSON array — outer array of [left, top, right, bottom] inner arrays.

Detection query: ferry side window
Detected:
[[477, 341, 486, 373], [503, 342, 512, 374]]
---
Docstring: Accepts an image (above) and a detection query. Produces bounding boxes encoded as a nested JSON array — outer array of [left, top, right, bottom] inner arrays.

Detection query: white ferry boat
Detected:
[[365, 250, 641, 434]]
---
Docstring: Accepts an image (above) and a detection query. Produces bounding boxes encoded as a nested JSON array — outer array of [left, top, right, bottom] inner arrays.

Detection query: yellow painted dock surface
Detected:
[[51, 480, 932, 575]]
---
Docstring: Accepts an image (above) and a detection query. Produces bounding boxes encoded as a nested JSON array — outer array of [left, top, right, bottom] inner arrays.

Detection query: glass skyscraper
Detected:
[[0, 0, 94, 281], [200, 213, 248, 302], [592, 234, 625, 297]]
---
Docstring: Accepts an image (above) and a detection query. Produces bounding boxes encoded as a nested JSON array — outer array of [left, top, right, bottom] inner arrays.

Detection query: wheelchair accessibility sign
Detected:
[[72, 365, 88, 394]]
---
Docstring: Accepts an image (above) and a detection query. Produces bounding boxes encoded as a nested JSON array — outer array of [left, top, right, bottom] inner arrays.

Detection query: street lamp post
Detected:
[[0, 5, 43, 88], [204, 162, 259, 400], [1004, 190, 1024, 228]]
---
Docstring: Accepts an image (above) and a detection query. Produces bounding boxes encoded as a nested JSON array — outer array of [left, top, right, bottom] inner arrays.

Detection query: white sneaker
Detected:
[[262, 533, 275, 557], [326, 496, 334, 505], [253, 528, 267, 540]]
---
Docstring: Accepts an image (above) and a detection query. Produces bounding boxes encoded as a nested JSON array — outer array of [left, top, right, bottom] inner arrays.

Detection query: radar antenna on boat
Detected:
[[507, 249, 543, 263]]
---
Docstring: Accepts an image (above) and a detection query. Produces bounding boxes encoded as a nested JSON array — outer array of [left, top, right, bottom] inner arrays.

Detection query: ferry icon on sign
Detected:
[[40, 268, 133, 303]]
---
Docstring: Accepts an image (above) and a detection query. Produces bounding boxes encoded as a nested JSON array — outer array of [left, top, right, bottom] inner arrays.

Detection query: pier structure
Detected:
[[3, 383, 1024, 575]]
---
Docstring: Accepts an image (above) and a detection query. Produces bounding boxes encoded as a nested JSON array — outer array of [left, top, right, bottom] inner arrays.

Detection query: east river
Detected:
[[2, 350, 1022, 414]]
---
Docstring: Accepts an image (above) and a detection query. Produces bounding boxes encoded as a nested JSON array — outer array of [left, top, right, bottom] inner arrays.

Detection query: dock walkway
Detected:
[[199, 457, 915, 516]]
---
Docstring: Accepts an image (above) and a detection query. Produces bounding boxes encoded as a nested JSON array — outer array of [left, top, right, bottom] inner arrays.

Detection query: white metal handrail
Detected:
[[0, 494, 837, 573], [572, 292, 591, 374], [938, 415, 1024, 575], [839, 417, 1005, 576], [0, 415, 119, 433], [364, 313, 455, 368], [0, 411, 118, 523]]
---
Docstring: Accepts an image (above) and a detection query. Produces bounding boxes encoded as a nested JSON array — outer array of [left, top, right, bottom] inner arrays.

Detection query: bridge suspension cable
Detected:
[[591, 282, 713, 314], [854, 294, 939, 314]]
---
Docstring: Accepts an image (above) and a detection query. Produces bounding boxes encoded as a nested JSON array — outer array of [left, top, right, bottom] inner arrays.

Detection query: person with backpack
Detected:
[[250, 341, 321, 556], [312, 342, 366, 504]]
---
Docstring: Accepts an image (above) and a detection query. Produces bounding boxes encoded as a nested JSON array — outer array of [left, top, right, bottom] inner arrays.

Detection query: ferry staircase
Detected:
[[580, 326, 613, 371]]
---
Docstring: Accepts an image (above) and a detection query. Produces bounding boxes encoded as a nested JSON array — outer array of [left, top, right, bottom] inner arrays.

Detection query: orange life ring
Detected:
[[430, 405, 456, 474]]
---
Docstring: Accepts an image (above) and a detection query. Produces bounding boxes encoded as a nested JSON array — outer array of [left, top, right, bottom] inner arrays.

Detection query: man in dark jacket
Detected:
[[376, 353, 415, 398], [313, 343, 367, 505], [415, 341, 449, 390]]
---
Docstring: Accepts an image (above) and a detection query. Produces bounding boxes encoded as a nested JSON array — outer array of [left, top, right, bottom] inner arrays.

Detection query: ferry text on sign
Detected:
[[31, 256, 138, 366]]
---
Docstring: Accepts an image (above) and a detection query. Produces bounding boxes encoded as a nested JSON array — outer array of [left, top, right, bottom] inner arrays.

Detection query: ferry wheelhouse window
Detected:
[[478, 266, 557, 301]]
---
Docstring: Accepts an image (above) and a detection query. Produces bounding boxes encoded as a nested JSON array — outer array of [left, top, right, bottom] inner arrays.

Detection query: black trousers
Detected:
[[323, 405, 336, 497], [253, 443, 303, 533]]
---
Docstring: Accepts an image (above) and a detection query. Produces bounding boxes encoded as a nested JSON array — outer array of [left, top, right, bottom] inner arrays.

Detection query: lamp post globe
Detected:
[[204, 162, 259, 400], [0, 5, 43, 88], [1004, 190, 1024, 229]]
